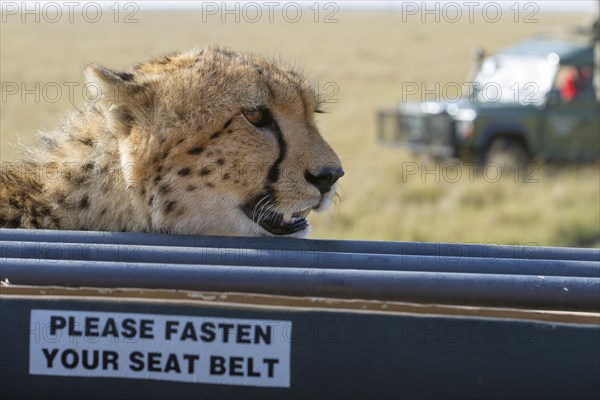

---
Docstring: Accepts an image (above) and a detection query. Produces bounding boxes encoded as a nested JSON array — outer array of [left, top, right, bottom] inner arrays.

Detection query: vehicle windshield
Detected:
[[472, 55, 558, 105]]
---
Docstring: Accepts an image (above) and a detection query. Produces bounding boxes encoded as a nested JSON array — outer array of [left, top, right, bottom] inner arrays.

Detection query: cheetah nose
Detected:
[[305, 166, 345, 194]]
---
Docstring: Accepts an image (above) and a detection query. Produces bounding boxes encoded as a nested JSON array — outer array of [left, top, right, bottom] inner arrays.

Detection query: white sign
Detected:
[[29, 309, 291, 387]]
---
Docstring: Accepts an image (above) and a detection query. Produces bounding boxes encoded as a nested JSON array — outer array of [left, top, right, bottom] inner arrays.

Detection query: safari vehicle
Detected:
[[377, 26, 600, 167]]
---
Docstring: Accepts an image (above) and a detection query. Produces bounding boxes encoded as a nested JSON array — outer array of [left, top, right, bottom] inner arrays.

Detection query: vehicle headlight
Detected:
[[456, 120, 474, 139]]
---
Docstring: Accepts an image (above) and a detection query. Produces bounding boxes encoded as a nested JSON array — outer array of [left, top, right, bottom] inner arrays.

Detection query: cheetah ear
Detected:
[[84, 64, 144, 106], [85, 64, 149, 137]]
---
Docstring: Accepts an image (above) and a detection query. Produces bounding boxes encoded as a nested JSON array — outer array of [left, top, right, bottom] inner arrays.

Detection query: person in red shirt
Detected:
[[560, 68, 579, 101]]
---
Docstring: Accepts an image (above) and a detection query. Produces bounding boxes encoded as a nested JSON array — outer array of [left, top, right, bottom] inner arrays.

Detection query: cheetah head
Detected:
[[86, 45, 343, 237]]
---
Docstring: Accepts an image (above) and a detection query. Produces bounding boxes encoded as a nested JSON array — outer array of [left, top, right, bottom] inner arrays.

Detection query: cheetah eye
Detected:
[[242, 108, 273, 128]]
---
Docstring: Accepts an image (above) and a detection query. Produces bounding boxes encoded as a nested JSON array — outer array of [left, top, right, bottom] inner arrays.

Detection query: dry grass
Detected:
[[1, 10, 598, 247]]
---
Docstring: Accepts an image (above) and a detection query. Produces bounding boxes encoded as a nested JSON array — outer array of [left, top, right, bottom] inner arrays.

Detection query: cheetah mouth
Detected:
[[241, 204, 312, 236]]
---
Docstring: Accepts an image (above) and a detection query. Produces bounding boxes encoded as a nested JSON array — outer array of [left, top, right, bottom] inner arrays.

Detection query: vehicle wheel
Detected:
[[483, 137, 530, 172]]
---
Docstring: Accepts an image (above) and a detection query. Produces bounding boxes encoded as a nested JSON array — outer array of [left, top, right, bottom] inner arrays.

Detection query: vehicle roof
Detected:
[[497, 37, 594, 65]]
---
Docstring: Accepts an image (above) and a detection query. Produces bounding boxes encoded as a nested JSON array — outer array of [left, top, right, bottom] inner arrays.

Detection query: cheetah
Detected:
[[0, 45, 344, 237]]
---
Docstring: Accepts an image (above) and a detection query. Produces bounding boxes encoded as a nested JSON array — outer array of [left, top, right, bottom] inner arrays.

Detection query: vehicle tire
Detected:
[[483, 137, 530, 172]]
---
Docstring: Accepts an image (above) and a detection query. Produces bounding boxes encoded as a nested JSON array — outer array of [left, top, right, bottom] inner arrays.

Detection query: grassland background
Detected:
[[1, 8, 598, 247]]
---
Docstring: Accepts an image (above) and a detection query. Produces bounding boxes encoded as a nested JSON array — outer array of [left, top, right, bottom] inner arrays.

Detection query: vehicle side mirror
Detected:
[[546, 89, 561, 106]]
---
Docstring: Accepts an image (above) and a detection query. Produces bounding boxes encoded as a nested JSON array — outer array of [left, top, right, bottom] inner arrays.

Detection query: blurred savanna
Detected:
[[1, 2, 598, 246]]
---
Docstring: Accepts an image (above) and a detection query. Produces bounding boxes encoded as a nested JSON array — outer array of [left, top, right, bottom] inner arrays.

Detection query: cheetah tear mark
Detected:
[[266, 116, 287, 185]]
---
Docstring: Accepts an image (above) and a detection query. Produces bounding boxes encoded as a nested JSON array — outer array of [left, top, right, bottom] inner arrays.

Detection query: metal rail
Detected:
[[2, 228, 598, 260], [1, 229, 599, 310]]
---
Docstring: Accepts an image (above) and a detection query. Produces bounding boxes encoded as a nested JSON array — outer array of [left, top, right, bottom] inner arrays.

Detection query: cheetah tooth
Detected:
[[299, 208, 311, 218], [283, 211, 293, 222]]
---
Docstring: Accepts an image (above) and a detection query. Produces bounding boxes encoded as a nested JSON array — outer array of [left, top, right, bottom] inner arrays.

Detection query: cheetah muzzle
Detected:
[[0, 45, 344, 238]]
